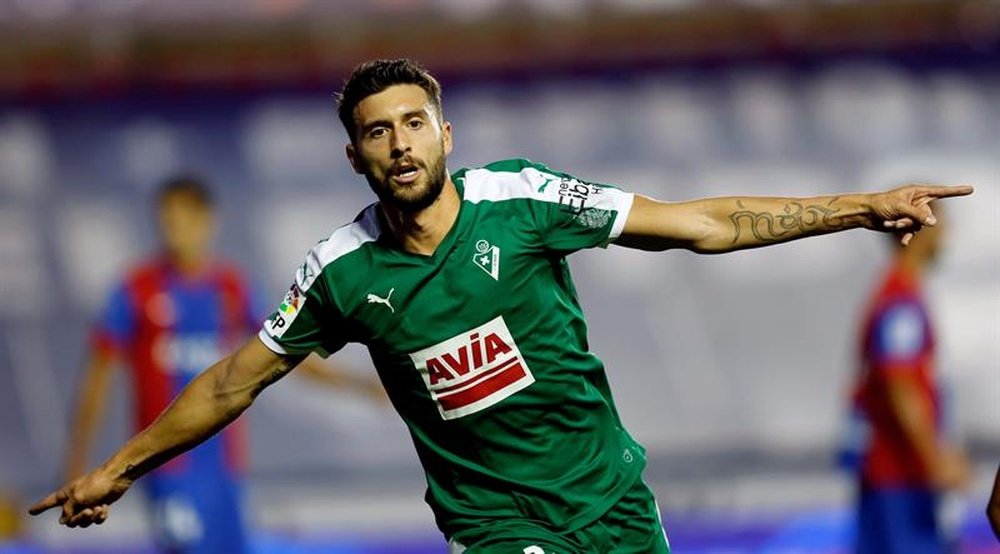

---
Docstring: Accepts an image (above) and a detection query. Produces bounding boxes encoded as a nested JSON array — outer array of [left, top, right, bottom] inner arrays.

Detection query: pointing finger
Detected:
[[919, 184, 974, 199], [28, 490, 66, 515]]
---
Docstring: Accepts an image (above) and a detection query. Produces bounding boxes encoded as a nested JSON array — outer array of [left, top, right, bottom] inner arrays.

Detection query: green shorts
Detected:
[[447, 479, 670, 553]]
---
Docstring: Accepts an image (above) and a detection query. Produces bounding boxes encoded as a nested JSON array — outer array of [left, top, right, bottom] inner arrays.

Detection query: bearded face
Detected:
[[347, 84, 453, 214], [360, 137, 449, 214]]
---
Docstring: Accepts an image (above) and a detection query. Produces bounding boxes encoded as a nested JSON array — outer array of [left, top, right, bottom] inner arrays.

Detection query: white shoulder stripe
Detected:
[[297, 203, 381, 291], [462, 165, 635, 244], [462, 167, 563, 205]]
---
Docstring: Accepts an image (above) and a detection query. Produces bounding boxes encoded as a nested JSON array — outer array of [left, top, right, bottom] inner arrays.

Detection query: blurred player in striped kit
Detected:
[[63, 177, 380, 554], [845, 205, 970, 554], [33, 59, 973, 553]]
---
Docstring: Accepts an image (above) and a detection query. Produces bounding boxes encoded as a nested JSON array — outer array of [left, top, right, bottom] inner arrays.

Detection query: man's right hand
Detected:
[[28, 466, 131, 528]]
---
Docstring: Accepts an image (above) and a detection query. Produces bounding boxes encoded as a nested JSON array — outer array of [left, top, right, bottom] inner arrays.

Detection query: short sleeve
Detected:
[[92, 284, 135, 355], [258, 251, 348, 358], [526, 163, 634, 253], [869, 300, 928, 368], [462, 159, 634, 254]]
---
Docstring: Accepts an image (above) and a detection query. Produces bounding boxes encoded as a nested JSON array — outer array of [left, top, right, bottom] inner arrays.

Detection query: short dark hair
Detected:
[[336, 58, 443, 142], [156, 175, 214, 209]]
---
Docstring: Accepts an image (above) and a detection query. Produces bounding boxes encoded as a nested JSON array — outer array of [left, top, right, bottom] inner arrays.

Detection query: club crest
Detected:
[[473, 240, 500, 281]]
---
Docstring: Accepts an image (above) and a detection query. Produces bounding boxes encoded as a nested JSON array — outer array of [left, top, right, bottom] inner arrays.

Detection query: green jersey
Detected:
[[259, 158, 645, 537]]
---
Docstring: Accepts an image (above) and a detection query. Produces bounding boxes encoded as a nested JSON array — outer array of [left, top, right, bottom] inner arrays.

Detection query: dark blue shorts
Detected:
[[856, 485, 945, 554], [143, 471, 250, 554]]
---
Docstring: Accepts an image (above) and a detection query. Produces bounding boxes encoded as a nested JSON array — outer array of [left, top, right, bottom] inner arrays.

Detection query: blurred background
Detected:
[[0, 0, 998, 552]]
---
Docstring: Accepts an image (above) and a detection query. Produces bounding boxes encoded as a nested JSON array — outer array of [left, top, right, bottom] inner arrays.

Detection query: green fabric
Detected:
[[450, 479, 671, 553], [260, 158, 644, 537]]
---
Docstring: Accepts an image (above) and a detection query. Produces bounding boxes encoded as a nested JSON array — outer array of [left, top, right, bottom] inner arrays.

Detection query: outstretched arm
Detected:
[[617, 184, 973, 253], [29, 337, 302, 528]]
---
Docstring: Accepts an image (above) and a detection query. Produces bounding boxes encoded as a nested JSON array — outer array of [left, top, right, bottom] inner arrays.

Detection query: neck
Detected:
[[168, 251, 209, 276], [380, 178, 460, 256]]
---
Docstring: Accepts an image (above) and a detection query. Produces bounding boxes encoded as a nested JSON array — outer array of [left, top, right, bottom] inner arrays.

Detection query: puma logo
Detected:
[[366, 288, 395, 313]]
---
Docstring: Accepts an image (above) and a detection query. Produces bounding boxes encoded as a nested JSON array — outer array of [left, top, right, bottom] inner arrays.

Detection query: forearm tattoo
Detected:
[[252, 354, 304, 397], [728, 197, 847, 244], [123, 463, 141, 481]]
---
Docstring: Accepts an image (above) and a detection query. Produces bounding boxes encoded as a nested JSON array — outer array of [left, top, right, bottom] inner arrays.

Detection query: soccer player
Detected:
[[31, 59, 974, 553], [62, 176, 380, 554], [845, 205, 970, 554]]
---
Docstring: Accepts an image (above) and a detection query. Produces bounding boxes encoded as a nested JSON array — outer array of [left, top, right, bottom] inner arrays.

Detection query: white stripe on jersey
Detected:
[[296, 162, 635, 295], [462, 166, 566, 205], [297, 203, 382, 292], [462, 165, 634, 242]]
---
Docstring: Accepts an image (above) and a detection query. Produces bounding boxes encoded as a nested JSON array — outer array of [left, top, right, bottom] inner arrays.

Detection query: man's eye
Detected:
[[369, 128, 387, 138], [407, 119, 424, 129]]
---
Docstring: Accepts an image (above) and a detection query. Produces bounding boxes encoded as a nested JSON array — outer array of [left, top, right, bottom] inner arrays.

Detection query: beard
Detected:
[[365, 149, 448, 214]]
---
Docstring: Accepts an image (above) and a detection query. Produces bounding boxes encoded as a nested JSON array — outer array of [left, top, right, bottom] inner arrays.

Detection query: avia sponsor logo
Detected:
[[409, 316, 534, 420], [265, 283, 305, 338]]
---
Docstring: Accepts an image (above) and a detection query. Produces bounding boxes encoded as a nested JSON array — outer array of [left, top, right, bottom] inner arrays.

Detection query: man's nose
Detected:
[[390, 129, 411, 158]]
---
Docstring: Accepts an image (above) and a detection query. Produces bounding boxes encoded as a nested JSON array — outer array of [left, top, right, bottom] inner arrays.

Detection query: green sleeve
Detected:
[[257, 257, 347, 357], [520, 161, 635, 253]]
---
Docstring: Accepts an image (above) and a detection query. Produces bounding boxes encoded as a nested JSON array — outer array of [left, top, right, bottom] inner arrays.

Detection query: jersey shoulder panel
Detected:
[[459, 158, 634, 250], [300, 203, 383, 292], [460, 158, 574, 206], [259, 204, 383, 354], [95, 259, 164, 352]]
